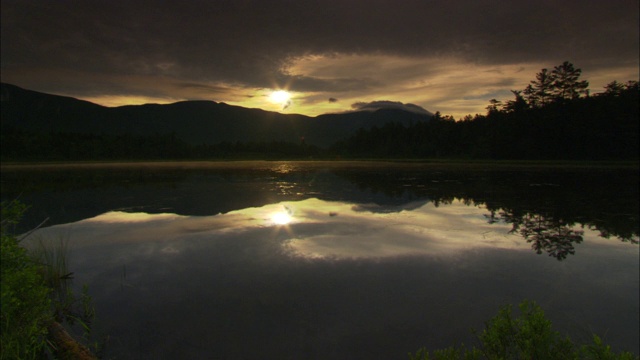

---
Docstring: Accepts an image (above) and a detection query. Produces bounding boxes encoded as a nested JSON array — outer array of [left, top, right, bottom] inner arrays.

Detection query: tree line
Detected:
[[334, 62, 638, 160], [1, 61, 638, 161], [0, 130, 321, 161]]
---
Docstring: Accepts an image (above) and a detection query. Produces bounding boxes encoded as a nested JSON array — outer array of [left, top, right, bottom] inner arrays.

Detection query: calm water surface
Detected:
[[2, 161, 638, 359]]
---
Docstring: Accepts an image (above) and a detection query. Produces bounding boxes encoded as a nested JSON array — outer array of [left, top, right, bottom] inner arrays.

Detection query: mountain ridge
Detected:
[[1, 83, 432, 147]]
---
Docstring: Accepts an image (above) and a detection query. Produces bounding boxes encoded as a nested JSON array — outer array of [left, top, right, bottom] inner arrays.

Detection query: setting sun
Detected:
[[269, 90, 291, 106]]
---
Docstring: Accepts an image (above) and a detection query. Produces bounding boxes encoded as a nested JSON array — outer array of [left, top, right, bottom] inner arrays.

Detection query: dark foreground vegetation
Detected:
[[1, 200, 98, 359], [409, 300, 638, 359], [1, 62, 637, 162]]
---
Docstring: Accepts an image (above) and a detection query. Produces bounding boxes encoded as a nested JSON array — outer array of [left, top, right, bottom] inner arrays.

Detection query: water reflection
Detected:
[[271, 210, 293, 225], [2, 164, 638, 250], [505, 212, 584, 260], [9, 163, 637, 359], [33, 198, 626, 261]]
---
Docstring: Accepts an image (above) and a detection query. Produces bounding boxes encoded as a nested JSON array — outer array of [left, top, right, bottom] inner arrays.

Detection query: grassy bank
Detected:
[[1, 201, 52, 359], [1, 200, 98, 359]]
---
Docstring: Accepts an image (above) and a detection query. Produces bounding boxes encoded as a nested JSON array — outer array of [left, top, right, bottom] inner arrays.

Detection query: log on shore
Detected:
[[47, 321, 97, 360]]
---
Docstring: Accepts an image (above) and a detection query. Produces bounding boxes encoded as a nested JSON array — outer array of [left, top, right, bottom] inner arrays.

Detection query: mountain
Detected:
[[1, 83, 432, 148]]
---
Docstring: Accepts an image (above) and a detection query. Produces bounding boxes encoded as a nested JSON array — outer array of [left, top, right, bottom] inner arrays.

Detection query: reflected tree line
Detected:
[[486, 210, 585, 261], [10, 165, 630, 262], [334, 168, 639, 260]]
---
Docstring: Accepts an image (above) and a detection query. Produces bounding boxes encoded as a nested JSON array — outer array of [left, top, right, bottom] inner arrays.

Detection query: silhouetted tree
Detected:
[[486, 99, 503, 114], [601, 80, 639, 97], [504, 90, 528, 113], [602, 80, 626, 96], [526, 68, 555, 107], [550, 61, 589, 100]]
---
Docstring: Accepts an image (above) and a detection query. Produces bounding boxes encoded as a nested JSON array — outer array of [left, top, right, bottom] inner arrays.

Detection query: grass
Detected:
[[1, 200, 99, 359], [28, 233, 72, 291], [1, 201, 52, 359]]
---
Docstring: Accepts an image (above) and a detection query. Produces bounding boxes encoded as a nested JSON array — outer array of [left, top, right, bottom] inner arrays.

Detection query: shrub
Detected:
[[1, 201, 52, 359], [409, 300, 638, 360]]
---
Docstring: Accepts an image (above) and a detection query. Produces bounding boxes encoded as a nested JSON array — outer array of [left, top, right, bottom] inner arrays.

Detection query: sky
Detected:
[[2, 0, 638, 119]]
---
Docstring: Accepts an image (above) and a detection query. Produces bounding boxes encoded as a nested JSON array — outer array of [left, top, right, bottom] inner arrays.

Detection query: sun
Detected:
[[271, 211, 292, 225], [269, 90, 292, 107]]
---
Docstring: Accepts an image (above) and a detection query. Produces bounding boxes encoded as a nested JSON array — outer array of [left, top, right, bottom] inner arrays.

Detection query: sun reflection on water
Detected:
[[271, 211, 292, 225], [32, 198, 620, 261]]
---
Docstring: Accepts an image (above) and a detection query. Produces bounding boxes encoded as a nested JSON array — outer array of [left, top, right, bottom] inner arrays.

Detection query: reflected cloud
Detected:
[[84, 211, 183, 223], [33, 198, 535, 260], [281, 199, 528, 259], [28, 196, 636, 267]]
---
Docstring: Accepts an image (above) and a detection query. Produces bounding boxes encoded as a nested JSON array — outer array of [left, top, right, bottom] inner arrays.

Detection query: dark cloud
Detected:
[[351, 100, 433, 115], [281, 74, 381, 92], [4, 1, 636, 73], [1, 0, 637, 114], [328, 98, 338, 103]]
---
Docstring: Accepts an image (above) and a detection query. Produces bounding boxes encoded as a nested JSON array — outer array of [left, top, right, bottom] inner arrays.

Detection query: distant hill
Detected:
[[0, 83, 432, 147]]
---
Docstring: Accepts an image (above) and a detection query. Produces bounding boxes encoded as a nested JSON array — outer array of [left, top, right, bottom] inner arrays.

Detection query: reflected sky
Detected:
[[24, 197, 639, 359], [36, 197, 631, 260], [33, 198, 531, 259]]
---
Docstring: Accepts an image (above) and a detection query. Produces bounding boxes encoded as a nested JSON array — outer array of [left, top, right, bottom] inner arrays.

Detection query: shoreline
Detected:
[[2, 159, 639, 171]]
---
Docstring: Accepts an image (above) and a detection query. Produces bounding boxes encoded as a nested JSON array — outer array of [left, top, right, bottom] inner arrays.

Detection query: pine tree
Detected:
[[526, 68, 555, 107], [551, 61, 589, 100]]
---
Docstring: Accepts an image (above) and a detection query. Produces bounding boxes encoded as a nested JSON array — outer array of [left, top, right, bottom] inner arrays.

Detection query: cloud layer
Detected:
[[2, 0, 638, 118], [351, 100, 432, 115]]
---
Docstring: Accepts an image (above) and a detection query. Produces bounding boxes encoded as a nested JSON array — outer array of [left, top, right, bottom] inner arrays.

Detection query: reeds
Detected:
[[28, 233, 73, 291], [25, 231, 103, 356]]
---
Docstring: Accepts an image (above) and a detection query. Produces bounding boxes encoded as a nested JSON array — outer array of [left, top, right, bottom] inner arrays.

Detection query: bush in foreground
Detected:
[[410, 300, 638, 360], [0, 201, 52, 359]]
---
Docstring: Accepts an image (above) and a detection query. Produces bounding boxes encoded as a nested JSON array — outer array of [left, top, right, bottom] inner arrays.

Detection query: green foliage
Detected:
[[409, 300, 638, 360], [0, 201, 52, 359], [1, 200, 100, 358], [581, 335, 638, 360], [410, 345, 482, 360], [474, 300, 575, 359], [0, 199, 29, 236]]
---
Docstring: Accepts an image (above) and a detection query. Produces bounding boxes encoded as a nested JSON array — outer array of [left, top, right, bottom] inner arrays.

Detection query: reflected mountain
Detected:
[[2, 162, 638, 261], [351, 200, 428, 213]]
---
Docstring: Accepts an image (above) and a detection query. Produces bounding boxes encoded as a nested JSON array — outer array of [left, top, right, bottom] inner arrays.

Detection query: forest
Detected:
[[1, 62, 638, 161], [335, 62, 638, 160]]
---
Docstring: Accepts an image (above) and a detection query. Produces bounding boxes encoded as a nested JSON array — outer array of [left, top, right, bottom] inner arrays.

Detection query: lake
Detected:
[[1, 161, 638, 359]]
